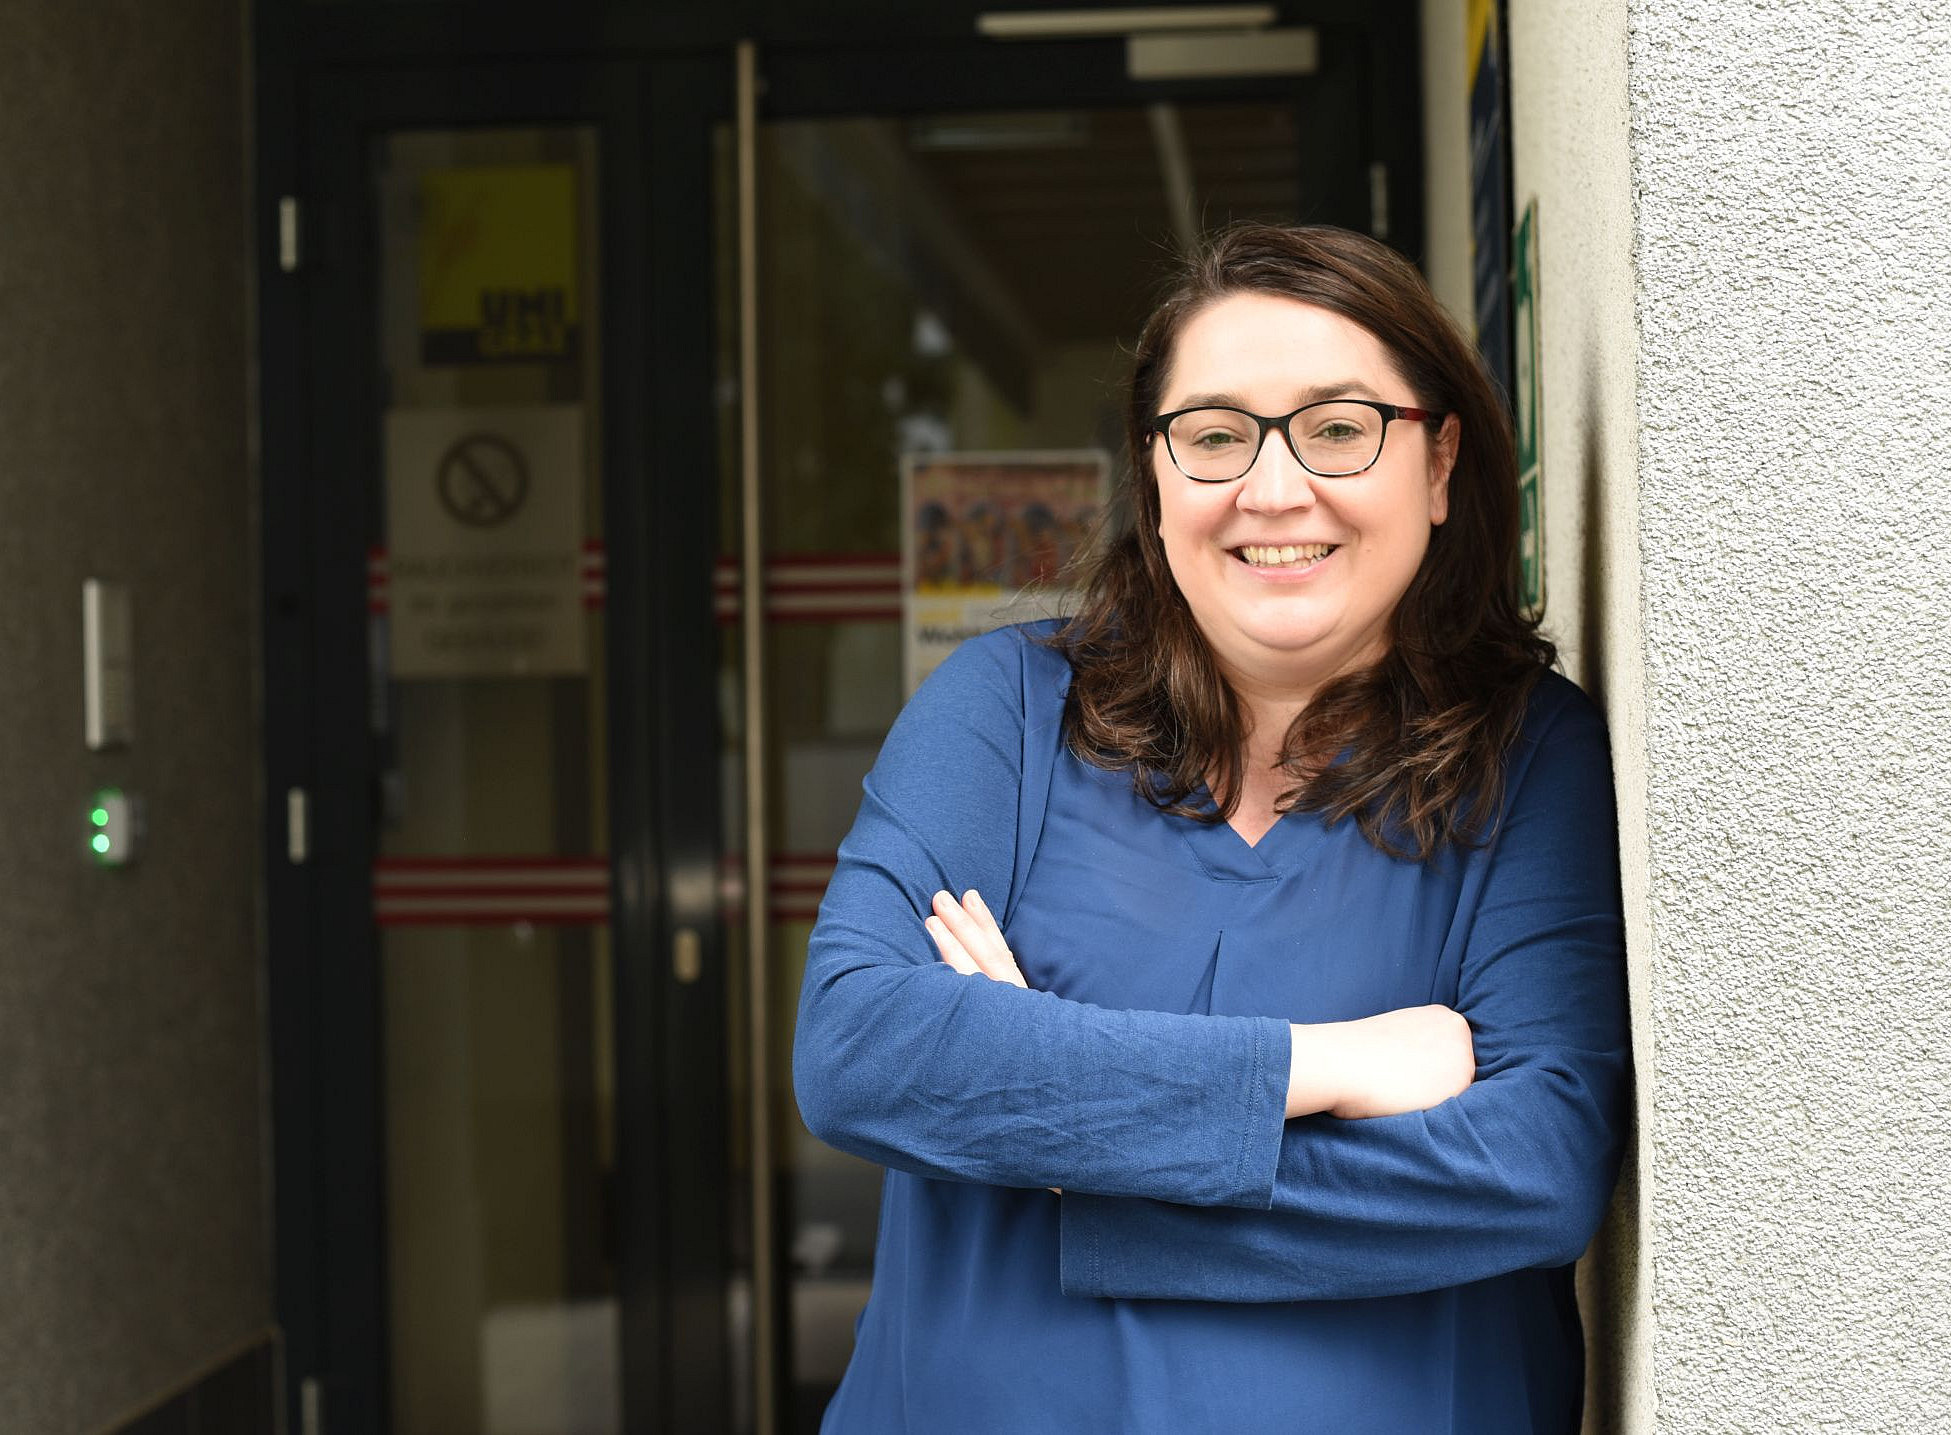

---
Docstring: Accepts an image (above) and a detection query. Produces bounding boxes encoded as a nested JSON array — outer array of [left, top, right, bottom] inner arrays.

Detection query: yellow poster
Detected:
[[1466, 0, 1494, 86], [901, 451, 1109, 696], [419, 165, 579, 365]]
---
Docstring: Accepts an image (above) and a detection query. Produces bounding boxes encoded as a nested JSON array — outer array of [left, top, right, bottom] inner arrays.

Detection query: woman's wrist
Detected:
[[1285, 1021, 1347, 1118], [1285, 1006, 1476, 1120]]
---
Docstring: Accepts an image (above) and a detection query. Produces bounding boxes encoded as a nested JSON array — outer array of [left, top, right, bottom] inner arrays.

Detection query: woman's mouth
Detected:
[[1234, 543, 1338, 569]]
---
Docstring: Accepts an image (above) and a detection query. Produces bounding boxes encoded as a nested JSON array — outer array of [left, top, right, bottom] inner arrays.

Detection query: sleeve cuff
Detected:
[[1058, 1014, 1289, 1300], [1058, 1189, 1109, 1297], [1234, 1014, 1290, 1208]]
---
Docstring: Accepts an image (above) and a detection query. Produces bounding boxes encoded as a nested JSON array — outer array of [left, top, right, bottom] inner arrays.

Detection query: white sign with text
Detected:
[[384, 404, 586, 679]]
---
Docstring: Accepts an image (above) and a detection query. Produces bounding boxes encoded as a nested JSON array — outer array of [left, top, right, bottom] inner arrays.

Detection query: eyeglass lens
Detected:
[[1167, 403, 1385, 480]]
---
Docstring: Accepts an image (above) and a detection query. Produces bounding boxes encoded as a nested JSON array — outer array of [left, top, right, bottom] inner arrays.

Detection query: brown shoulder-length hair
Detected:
[[1054, 222, 1554, 861]]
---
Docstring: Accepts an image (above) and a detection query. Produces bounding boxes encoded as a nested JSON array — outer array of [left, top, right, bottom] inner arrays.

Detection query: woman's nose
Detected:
[[1237, 427, 1317, 513]]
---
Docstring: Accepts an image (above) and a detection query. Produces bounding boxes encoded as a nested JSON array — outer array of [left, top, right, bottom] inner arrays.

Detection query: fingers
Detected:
[[924, 909, 982, 976], [933, 889, 1004, 972], [929, 889, 1028, 988], [952, 889, 1027, 988], [942, 888, 1007, 963]]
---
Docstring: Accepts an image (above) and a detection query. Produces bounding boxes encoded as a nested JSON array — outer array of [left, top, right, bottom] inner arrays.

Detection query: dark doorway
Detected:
[[258, 11, 1423, 1432]]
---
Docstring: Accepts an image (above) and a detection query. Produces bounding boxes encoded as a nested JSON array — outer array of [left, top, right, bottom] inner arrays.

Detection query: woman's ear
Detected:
[[1427, 414, 1460, 526]]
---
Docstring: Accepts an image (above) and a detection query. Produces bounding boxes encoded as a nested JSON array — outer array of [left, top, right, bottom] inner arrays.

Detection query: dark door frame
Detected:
[[257, 14, 1429, 1435], [261, 54, 731, 1435]]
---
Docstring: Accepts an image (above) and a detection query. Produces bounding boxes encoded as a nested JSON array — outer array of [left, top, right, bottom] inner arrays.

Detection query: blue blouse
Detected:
[[794, 621, 1631, 1434]]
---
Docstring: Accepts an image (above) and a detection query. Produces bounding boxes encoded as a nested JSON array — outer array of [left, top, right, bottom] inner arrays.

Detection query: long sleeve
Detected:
[[792, 626, 1292, 1206], [1057, 687, 1633, 1302]]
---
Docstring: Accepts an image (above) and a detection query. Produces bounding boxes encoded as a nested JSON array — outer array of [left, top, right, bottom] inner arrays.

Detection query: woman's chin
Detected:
[[1211, 620, 1392, 693]]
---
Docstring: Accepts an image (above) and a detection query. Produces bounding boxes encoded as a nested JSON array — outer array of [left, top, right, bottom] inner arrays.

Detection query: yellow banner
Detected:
[[419, 165, 579, 365], [1467, 0, 1495, 87]]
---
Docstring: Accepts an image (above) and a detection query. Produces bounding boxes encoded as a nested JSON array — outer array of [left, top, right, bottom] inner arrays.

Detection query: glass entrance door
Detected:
[[721, 62, 1323, 1433], [276, 57, 728, 1435], [369, 124, 616, 1435], [272, 30, 1404, 1435]]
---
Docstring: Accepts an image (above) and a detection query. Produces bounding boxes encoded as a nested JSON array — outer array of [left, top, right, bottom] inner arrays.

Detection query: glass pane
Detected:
[[719, 102, 1302, 1433], [371, 126, 616, 1435]]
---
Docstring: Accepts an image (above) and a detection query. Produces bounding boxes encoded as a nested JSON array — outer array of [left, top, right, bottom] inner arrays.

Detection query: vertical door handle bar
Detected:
[[734, 38, 779, 1435], [287, 786, 310, 864]]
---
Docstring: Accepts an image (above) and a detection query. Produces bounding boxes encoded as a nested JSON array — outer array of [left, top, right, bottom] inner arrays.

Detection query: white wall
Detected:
[[1501, 1, 1652, 1427], [1502, 0, 1951, 1428], [1622, 0, 1951, 1428]]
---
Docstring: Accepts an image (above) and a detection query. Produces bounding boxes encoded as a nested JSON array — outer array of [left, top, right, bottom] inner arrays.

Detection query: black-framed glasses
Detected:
[[1147, 400, 1445, 482]]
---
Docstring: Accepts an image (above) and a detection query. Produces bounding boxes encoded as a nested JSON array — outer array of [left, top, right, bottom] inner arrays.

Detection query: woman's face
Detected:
[[1151, 292, 1458, 702]]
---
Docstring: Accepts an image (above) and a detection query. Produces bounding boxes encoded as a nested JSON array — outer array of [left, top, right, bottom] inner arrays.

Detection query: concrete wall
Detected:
[[0, 2, 269, 1432], [1621, 0, 1951, 1428], [1503, 0, 1951, 1428]]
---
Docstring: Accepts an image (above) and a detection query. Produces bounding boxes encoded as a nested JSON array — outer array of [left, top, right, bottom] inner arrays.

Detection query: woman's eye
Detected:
[[1189, 430, 1245, 450], [1313, 422, 1367, 443]]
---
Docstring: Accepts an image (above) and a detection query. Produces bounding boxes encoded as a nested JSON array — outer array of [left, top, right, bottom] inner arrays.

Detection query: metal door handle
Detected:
[[672, 926, 704, 984]]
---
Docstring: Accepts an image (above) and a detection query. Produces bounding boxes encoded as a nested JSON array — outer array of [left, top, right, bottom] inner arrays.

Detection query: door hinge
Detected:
[[287, 786, 309, 864], [299, 1376, 323, 1435], [278, 196, 301, 273]]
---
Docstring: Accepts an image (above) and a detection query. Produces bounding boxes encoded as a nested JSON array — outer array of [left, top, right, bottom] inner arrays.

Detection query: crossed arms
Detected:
[[791, 630, 1632, 1302]]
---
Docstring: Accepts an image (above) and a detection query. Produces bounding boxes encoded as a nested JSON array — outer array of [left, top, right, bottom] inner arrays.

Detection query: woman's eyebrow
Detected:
[[1169, 380, 1384, 410]]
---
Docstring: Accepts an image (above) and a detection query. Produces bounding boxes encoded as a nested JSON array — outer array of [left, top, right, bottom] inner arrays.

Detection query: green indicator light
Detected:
[[91, 833, 112, 855], [91, 807, 110, 826]]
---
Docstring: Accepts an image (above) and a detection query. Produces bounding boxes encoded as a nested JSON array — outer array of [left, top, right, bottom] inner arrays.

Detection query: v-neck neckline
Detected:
[[1172, 784, 1324, 882], [1224, 810, 1282, 851]]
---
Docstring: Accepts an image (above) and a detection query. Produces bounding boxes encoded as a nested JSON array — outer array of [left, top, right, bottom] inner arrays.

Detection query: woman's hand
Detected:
[[1287, 1006, 1476, 1120], [925, 889, 1028, 988]]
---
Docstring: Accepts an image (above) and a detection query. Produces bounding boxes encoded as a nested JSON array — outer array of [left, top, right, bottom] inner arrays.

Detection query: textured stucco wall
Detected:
[[1506, 1, 1652, 1429], [1624, 1, 1951, 1429], [0, 2, 269, 1432]]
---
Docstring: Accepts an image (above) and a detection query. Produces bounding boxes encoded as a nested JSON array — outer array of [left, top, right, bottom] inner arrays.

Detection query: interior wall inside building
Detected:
[[0, 2, 268, 1431]]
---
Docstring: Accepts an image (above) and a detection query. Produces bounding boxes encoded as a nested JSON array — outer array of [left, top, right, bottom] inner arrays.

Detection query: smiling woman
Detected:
[[792, 223, 1630, 1435], [1150, 297, 1458, 806], [1065, 224, 1548, 859]]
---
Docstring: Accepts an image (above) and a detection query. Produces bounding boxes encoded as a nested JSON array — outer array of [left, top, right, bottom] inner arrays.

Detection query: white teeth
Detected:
[[1239, 543, 1335, 567]]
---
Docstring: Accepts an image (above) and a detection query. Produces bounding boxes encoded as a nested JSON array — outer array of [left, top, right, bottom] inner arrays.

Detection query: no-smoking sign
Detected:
[[437, 432, 530, 528], [385, 405, 585, 679]]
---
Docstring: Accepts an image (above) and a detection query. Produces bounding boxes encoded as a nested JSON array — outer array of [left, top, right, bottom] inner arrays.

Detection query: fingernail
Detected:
[[965, 889, 985, 909]]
